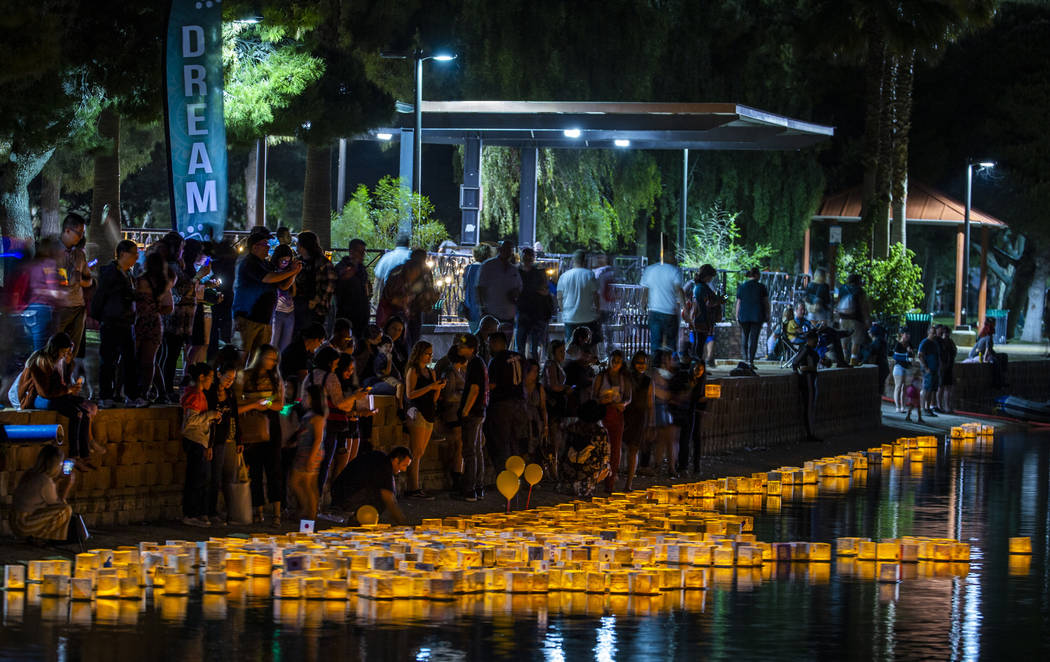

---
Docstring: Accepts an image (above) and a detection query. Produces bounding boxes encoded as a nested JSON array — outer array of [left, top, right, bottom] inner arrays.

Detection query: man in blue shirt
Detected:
[[233, 227, 300, 363], [917, 326, 941, 417]]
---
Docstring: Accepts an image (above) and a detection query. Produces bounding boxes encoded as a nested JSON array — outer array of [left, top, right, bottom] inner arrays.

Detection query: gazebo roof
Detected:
[[813, 182, 1006, 228], [369, 101, 834, 151]]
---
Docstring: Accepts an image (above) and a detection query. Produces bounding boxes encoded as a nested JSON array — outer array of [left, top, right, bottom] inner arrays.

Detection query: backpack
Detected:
[[835, 292, 856, 317]]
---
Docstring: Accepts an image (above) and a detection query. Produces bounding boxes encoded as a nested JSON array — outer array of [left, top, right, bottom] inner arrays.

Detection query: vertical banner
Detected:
[[163, 0, 228, 240]]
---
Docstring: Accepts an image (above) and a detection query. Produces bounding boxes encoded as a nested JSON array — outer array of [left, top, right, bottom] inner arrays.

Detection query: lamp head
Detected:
[[432, 53, 457, 62]]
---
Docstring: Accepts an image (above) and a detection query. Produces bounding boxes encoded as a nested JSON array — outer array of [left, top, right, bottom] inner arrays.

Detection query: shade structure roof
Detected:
[[369, 101, 834, 151], [813, 182, 1006, 228]]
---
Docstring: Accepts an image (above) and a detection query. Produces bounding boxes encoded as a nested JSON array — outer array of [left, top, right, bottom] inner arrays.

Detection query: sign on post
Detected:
[[163, 0, 229, 241], [829, 225, 843, 245]]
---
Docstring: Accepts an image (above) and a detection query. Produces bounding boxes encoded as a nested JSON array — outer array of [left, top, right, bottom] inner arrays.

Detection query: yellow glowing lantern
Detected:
[[225, 555, 247, 579], [96, 573, 120, 598], [70, 577, 93, 601], [40, 575, 69, 597], [303, 577, 326, 599], [118, 577, 141, 599], [204, 571, 228, 594], [876, 542, 901, 562], [704, 383, 721, 399], [951, 543, 971, 562], [585, 572, 607, 593], [857, 541, 877, 561], [1009, 537, 1032, 554], [162, 571, 189, 596], [3, 565, 26, 590], [26, 560, 48, 583]]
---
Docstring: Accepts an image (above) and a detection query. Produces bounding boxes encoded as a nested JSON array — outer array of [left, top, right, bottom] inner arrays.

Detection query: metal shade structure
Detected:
[[363, 100, 834, 247], [372, 100, 833, 150]]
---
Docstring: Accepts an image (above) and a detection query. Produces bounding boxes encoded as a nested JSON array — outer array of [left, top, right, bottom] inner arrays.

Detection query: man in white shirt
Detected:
[[476, 240, 522, 333], [640, 256, 686, 355], [557, 250, 600, 344], [372, 234, 411, 304]]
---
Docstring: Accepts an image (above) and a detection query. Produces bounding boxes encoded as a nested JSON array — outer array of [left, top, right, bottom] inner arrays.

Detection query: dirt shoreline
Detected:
[[0, 404, 1019, 566]]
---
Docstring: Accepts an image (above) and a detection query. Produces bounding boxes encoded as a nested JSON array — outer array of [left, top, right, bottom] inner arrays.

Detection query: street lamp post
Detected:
[[381, 50, 456, 237], [962, 160, 994, 328]]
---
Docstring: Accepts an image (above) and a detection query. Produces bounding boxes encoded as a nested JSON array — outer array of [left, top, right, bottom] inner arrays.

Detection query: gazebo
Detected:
[[811, 182, 1007, 327], [363, 101, 834, 248]]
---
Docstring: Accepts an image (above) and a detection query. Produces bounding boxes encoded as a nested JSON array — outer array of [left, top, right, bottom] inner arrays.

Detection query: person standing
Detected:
[[477, 240, 522, 335], [462, 244, 492, 333], [237, 344, 286, 526], [804, 267, 833, 325], [837, 273, 870, 365], [937, 324, 957, 414], [94, 240, 142, 407], [135, 252, 173, 403], [233, 228, 300, 364], [456, 333, 488, 502], [268, 245, 298, 352], [622, 351, 652, 491], [372, 234, 411, 304], [334, 238, 372, 342], [690, 264, 722, 367], [21, 238, 64, 352], [791, 330, 822, 442], [557, 250, 600, 345], [180, 363, 222, 527], [734, 267, 770, 369], [54, 214, 93, 363], [640, 255, 686, 356], [404, 341, 444, 499], [515, 246, 552, 361], [485, 331, 529, 473], [592, 349, 631, 492], [206, 362, 240, 525], [891, 330, 913, 413], [293, 231, 336, 333], [917, 325, 941, 418]]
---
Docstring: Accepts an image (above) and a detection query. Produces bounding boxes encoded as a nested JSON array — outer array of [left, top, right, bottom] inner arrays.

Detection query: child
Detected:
[[904, 369, 924, 422], [287, 384, 328, 522], [181, 363, 222, 527]]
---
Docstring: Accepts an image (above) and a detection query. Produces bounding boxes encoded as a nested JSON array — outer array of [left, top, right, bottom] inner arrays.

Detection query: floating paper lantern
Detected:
[[162, 571, 190, 596], [3, 565, 26, 590], [95, 573, 120, 598], [40, 575, 69, 597], [70, 577, 93, 601], [1009, 537, 1032, 554], [119, 577, 141, 599], [204, 571, 228, 594]]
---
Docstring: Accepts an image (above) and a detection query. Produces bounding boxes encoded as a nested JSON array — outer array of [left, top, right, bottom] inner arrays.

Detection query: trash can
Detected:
[[905, 313, 932, 342], [987, 309, 1009, 344]]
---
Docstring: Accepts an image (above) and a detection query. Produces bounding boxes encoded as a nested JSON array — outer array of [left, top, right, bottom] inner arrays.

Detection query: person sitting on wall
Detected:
[[9, 445, 76, 542], [331, 445, 413, 525]]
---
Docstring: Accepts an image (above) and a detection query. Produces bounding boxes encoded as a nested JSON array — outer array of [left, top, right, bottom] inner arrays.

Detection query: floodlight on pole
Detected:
[[563, 129, 582, 138], [380, 49, 457, 238], [614, 139, 631, 147], [961, 159, 995, 328]]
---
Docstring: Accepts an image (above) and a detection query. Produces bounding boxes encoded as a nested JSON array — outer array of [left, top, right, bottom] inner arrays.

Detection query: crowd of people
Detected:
[[3, 219, 990, 536]]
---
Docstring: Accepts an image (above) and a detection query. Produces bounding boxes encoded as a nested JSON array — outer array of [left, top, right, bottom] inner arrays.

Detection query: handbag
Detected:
[[225, 452, 253, 524]]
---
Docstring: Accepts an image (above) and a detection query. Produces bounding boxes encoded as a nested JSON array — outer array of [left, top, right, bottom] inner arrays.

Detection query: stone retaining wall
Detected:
[[881, 358, 1049, 412]]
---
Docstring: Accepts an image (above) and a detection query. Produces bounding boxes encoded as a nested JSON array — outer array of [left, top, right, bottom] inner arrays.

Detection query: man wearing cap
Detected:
[[454, 332, 488, 501], [233, 228, 301, 362], [477, 240, 522, 335]]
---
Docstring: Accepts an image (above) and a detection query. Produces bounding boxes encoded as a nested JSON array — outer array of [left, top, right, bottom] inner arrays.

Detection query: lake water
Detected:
[[1, 430, 1048, 661]]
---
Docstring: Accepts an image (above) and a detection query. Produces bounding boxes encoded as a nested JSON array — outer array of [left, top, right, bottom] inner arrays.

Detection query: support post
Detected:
[[398, 129, 414, 238], [336, 138, 347, 211], [829, 243, 838, 291], [954, 225, 964, 328], [977, 225, 989, 327], [802, 227, 811, 275], [962, 163, 973, 326], [254, 137, 267, 227], [460, 136, 482, 245], [518, 147, 538, 249], [679, 149, 689, 254]]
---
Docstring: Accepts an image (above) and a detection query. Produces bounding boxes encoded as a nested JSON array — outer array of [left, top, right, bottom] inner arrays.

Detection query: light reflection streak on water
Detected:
[[594, 616, 616, 662], [543, 624, 565, 662]]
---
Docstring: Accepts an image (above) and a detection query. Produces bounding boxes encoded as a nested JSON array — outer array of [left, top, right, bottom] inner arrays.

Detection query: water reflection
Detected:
[[0, 431, 1048, 660]]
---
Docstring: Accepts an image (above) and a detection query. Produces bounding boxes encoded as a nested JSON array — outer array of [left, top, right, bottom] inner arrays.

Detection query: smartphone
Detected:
[[261, 399, 273, 407], [203, 256, 212, 266], [87, 259, 98, 267], [62, 459, 74, 475]]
